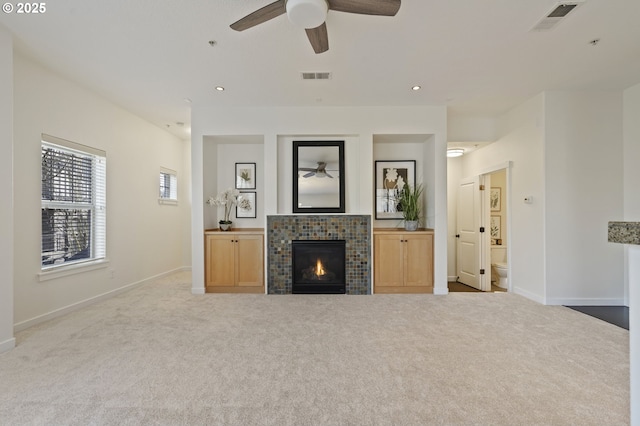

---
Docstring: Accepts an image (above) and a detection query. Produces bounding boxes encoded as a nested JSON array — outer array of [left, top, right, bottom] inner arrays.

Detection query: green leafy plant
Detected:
[[398, 183, 423, 222]]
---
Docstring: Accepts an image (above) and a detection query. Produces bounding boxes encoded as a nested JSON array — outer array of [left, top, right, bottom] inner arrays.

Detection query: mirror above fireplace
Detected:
[[293, 141, 345, 213]]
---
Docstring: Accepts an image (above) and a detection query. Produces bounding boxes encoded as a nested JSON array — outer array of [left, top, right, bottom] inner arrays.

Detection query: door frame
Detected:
[[452, 161, 512, 292], [479, 161, 512, 292]]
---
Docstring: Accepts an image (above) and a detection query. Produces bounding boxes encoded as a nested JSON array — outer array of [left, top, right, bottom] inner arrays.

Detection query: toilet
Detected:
[[491, 246, 508, 289]]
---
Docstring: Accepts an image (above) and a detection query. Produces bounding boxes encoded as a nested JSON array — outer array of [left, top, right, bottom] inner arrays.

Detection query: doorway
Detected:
[[451, 162, 511, 293]]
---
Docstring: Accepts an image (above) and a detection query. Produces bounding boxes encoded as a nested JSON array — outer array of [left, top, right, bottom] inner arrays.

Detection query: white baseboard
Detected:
[[0, 337, 16, 353], [545, 297, 627, 306], [14, 267, 189, 333], [433, 287, 449, 295], [448, 276, 458, 282], [191, 287, 205, 295], [512, 286, 545, 304]]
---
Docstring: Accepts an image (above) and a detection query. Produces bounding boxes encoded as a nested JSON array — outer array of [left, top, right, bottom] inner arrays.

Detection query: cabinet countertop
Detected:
[[205, 228, 264, 234], [608, 222, 640, 245], [374, 228, 434, 234]]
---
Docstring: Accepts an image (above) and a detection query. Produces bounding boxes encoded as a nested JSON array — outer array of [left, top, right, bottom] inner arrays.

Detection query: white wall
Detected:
[[191, 106, 448, 295], [203, 137, 265, 229], [544, 91, 624, 305], [623, 83, 640, 426], [0, 25, 15, 353], [453, 91, 626, 305], [623, 84, 640, 303], [461, 94, 546, 302], [12, 54, 190, 328], [624, 84, 640, 221]]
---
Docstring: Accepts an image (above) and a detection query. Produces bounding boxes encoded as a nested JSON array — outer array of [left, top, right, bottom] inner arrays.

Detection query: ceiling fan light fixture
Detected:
[[447, 148, 465, 158], [286, 0, 328, 29]]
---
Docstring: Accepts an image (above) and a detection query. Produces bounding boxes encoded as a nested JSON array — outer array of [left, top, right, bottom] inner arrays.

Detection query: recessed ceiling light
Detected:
[[447, 148, 464, 158], [215, 86, 225, 91], [412, 85, 421, 91]]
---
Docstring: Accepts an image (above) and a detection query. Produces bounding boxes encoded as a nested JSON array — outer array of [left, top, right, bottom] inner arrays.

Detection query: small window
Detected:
[[159, 167, 177, 205], [41, 134, 107, 269]]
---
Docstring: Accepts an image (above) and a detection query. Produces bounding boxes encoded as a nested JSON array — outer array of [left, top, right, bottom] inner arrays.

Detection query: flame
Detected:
[[315, 259, 325, 276]]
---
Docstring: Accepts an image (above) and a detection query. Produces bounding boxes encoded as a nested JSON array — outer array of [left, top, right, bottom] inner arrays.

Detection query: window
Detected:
[[41, 134, 106, 269], [159, 167, 177, 204]]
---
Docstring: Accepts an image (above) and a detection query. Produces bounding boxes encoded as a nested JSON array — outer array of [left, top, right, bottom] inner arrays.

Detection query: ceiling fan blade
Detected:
[[305, 23, 329, 54], [230, 0, 287, 31], [299, 168, 317, 172], [303, 172, 316, 178], [328, 0, 401, 16], [325, 172, 334, 178]]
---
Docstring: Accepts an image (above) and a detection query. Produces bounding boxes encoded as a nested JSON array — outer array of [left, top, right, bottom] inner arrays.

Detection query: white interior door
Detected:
[[457, 176, 482, 289]]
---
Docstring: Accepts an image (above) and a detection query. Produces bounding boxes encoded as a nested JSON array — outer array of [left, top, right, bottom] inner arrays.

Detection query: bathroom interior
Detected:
[[489, 169, 508, 292]]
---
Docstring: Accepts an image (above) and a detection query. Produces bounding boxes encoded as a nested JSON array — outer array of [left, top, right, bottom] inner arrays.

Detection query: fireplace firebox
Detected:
[[291, 240, 346, 294]]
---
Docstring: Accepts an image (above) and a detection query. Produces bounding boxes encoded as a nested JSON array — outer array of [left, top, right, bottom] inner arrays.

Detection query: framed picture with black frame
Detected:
[[235, 163, 256, 189], [374, 160, 416, 220], [236, 191, 257, 219]]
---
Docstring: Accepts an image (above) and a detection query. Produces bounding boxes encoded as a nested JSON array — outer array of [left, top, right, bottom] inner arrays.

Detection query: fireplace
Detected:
[[291, 240, 346, 294]]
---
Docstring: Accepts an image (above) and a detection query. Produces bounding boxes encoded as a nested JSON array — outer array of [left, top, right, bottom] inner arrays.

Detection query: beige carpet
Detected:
[[0, 272, 629, 425]]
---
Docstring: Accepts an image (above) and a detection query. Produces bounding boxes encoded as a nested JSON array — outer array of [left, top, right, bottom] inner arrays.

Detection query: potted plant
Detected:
[[398, 183, 423, 231], [207, 188, 239, 231]]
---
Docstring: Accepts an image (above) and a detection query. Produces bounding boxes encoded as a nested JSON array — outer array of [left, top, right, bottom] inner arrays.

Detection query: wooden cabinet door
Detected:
[[374, 234, 404, 287], [205, 234, 236, 287], [404, 234, 434, 287], [235, 234, 264, 287]]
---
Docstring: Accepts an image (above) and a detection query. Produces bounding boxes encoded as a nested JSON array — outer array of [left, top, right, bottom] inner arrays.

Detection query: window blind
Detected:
[[159, 167, 177, 201], [41, 136, 106, 269]]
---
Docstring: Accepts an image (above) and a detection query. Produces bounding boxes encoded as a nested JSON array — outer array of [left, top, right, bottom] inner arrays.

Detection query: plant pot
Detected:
[[219, 221, 232, 231], [404, 220, 418, 231]]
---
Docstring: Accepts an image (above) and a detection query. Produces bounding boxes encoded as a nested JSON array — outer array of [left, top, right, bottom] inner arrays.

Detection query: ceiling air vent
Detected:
[[531, 1, 584, 31], [301, 72, 332, 80]]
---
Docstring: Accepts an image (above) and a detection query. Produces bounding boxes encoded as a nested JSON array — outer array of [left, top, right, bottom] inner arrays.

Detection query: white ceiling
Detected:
[[2, 0, 639, 141]]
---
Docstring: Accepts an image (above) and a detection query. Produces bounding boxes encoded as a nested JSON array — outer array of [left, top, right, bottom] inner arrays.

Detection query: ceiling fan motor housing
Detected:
[[286, 0, 328, 29]]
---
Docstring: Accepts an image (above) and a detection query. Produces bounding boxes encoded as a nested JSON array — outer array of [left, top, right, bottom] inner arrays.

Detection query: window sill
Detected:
[[158, 198, 178, 206], [38, 259, 110, 282]]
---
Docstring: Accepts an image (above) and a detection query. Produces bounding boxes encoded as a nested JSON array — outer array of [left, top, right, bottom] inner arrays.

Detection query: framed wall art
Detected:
[[490, 215, 501, 239], [490, 187, 501, 211], [236, 192, 257, 218], [235, 163, 256, 189], [375, 160, 416, 220]]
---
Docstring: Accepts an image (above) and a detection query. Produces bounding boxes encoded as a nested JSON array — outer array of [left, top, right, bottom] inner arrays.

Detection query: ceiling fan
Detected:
[[299, 162, 334, 178], [230, 0, 401, 54]]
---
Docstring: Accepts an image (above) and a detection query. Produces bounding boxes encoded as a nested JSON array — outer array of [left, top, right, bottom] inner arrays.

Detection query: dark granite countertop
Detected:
[[608, 222, 640, 245]]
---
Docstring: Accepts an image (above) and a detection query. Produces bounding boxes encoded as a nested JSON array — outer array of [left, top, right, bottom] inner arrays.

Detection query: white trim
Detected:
[[545, 297, 627, 306], [448, 275, 458, 282], [191, 287, 206, 295], [42, 133, 106, 157], [38, 259, 110, 282], [513, 286, 545, 304], [472, 161, 513, 178], [158, 198, 178, 206], [0, 337, 16, 353], [17, 267, 189, 332], [434, 287, 449, 295]]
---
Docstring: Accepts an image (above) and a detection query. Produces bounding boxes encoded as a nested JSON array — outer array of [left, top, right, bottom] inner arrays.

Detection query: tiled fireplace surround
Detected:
[[267, 215, 371, 294]]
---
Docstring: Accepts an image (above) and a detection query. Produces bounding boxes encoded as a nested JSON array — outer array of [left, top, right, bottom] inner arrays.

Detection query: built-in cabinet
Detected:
[[205, 229, 264, 293], [374, 228, 434, 294]]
